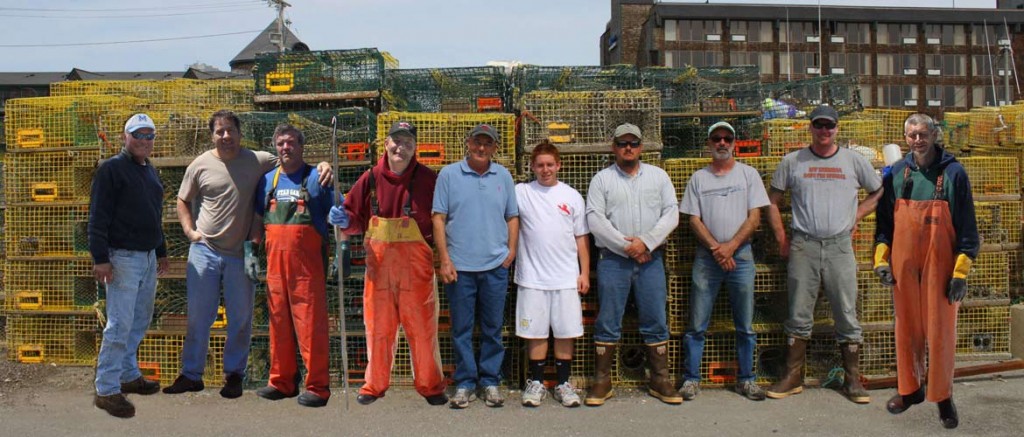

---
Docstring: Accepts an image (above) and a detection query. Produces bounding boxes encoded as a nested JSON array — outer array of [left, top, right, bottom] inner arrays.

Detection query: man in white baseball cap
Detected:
[[90, 113, 169, 418]]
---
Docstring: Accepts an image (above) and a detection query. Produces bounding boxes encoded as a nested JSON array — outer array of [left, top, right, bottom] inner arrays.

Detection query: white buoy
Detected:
[[882, 143, 902, 166]]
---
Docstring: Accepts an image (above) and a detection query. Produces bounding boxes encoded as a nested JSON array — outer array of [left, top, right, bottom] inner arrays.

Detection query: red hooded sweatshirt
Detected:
[[342, 155, 437, 245]]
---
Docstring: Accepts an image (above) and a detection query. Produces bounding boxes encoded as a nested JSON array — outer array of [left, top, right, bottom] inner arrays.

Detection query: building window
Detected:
[[830, 53, 870, 75], [927, 24, 966, 46], [973, 85, 1012, 106], [759, 53, 774, 74], [973, 54, 994, 77], [928, 54, 966, 76], [972, 24, 1002, 46], [877, 23, 918, 45], [879, 85, 918, 107], [877, 54, 893, 76], [780, 22, 817, 43], [927, 85, 967, 108], [731, 21, 772, 42], [780, 52, 819, 75], [668, 50, 724, 68], [834, 23, 869, 44], [676, 20, 723, 42], [858, 84, 873, 107]]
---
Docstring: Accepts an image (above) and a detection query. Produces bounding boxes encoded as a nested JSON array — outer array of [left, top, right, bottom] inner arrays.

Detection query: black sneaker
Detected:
[[356, 394, 379, 405], [95, 393, 135, 418], [256, 385, 298, 400], [162, 375, 204, 394], [121, 377, 160, 395], [425, 393, 448, 406], [220, 373, 244, 399], [297, 392, 329, 408]]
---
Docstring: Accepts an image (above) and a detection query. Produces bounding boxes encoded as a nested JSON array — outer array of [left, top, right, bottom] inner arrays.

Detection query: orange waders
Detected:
[[264, 166, 330, 399], [360, 171, 445, 398], [891, 169, 958, 402]]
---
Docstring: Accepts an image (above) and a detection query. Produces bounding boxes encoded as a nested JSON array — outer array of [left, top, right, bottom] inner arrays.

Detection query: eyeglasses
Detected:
[[615, 140, 641, 149], [710, 135, 734, 143], [130, 131, 156, 140], [812, 121, 837, 130]]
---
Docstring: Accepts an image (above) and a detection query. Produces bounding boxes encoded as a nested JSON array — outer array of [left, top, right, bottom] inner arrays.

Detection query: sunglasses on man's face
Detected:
[[812, 121, 837, 130], [130, 131, 156, 140], [710, 135, 734, 143], [615, 140, 641, 149]]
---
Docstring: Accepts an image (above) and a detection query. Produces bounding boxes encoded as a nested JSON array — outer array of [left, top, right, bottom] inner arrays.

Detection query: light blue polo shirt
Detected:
[[432, 159, 519, 272]]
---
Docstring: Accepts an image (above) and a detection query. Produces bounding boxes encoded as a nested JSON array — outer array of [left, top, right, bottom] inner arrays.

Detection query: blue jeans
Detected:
[[594, 250, 668, 344], [445, 266, 508, 389], [683, 244, 756, 383], [181, 242, 254, 380], [95, 249, 158, 396]]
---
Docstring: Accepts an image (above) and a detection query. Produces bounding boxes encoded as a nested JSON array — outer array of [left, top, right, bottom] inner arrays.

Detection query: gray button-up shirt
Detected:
[[586, 162, 679, 258]]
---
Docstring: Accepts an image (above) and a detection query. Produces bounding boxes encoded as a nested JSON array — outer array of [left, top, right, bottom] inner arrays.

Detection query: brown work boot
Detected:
[[94, 393, 135, 418], [584, 343, 616, 406], [840, 343, 870, 404], [646, 342, 682, 404], [766, 337, 806, 399]]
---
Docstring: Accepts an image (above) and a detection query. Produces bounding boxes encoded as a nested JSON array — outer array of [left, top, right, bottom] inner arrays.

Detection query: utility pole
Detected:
[[266, 0, 292, 52]]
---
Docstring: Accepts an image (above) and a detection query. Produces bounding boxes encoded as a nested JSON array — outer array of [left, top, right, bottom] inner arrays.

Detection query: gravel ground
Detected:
[[1, 341, 1022, 437]]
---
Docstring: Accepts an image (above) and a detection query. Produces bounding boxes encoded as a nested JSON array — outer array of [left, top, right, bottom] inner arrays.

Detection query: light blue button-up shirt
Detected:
[[586, 162, 679, 258], [432, 159, 519, 272]]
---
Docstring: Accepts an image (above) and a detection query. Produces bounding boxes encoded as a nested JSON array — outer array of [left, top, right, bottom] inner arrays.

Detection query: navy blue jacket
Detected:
[[88, 149, 167, 264], [875, 147, 979, 260]]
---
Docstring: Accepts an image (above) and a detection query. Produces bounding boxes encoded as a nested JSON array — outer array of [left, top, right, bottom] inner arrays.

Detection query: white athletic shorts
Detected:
[[515, 286, 584, 339]]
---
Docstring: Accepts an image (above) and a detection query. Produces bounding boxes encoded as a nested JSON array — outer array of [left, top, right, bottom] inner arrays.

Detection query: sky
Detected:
[[0, 0, 1001, 73]]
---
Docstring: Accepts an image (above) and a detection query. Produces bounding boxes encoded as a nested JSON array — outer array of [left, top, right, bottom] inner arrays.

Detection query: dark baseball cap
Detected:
[[388, 120, 416, 137], [468, 124, 499, 141], [809, 105, 839, 123]]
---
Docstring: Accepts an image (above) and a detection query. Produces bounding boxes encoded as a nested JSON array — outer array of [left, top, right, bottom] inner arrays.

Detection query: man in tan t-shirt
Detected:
[[163, 110, 333, 399]]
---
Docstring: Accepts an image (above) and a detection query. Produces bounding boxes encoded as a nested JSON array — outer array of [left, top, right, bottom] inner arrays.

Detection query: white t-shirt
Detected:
[[515, 181, 589, 290]]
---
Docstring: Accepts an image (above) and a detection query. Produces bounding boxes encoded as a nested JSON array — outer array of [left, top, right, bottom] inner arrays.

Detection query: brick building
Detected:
[[602, 1, 1024, 112]]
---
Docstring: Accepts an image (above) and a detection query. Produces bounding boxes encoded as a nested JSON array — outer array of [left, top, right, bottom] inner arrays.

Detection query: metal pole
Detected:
[[330, 116, 350, 411], [1004, 18, 1021, 96], [985, 20, 998, 106]]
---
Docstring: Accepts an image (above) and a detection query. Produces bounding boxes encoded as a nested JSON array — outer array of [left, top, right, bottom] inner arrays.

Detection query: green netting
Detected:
[[237, 107, 377, 164], [383, 67, 508, 112], [641, 66, 763, 113], [253, 48, 385, 96], [511, 64, 641, 107], [661, 114, 764, 158], [761, 74, 861, 116]]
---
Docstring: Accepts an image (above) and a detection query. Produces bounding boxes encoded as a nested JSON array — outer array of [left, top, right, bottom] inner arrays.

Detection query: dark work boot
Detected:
[[766, 337, 807, 399], [938, 397, 959, 429], [886, 387, 925, 414], [840, 343, 870, 404], [94, 393, 135, 418], [120, 377, 160, 395], [162, 374, 204, 394], [584, 343, 616, 406], [646, 342, 682, 405]]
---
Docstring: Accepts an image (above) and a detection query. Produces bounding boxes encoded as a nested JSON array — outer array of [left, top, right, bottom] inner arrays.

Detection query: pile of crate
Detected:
[[0, 95, 139, 366]]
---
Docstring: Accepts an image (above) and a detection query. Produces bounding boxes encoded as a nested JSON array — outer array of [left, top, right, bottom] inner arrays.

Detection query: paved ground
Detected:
[[1, 359, 1023, 437]]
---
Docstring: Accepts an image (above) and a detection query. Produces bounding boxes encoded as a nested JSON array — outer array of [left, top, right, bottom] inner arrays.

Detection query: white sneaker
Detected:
[[449, 387, 476, 409], [521, 380, 547, 407], [480, 385, 505, 408], [553, 382, 581, 408]]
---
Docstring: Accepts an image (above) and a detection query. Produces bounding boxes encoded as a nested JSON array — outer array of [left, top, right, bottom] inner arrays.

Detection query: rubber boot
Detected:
[[584, 343, 616, 406], [840, 343, 870, 404], [646, 342, 682, 404], [938, 397, 959, 429], [766, 337, 806, 399], [886, 387, 925, 414]]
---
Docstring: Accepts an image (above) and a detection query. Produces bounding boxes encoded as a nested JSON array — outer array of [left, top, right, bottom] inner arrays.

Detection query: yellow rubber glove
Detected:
[[873, 243, 894, 286]]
